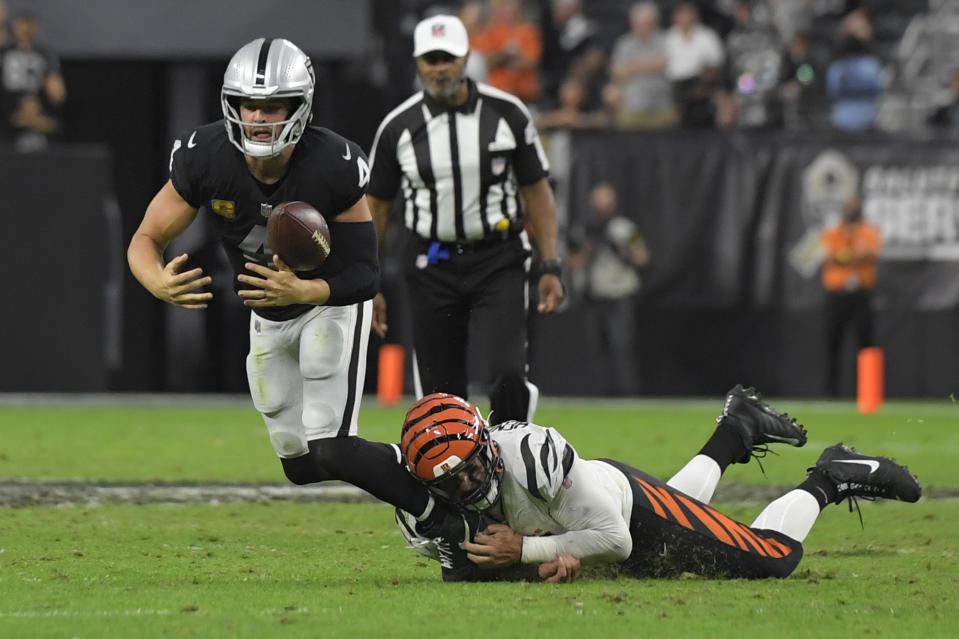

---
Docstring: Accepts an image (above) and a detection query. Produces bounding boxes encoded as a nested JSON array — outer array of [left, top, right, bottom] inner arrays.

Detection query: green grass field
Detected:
[[1, 395, 957, 638]]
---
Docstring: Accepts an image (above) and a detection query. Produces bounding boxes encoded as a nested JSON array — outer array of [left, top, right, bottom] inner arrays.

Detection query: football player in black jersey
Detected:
[[128, 38, 467, 541]]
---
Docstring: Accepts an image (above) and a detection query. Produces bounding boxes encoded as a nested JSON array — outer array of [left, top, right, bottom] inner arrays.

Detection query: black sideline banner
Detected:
[[528, 131, 959, 397], [567, 131, 959, 312]]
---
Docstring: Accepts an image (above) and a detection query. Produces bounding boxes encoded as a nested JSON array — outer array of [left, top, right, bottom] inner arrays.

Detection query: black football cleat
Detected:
[[414, 506, 485, 582], [720, 384, 808, 463], [811, 443, 922, 504]]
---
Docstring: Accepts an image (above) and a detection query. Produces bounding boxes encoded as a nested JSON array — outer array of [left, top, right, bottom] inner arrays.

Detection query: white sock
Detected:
[[750, 489, 821, 542], [667, 455, 722, 503], [525, 380, 539, 422]]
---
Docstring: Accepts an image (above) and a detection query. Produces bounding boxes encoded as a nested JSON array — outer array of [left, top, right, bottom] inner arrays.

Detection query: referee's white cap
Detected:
[[413, 14, 470, 58]]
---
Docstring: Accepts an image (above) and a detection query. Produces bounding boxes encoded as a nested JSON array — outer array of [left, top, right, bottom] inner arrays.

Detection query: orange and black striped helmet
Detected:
[[401, 393, 502, 510]]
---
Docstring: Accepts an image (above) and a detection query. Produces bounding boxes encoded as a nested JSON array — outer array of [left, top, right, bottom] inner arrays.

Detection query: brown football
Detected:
[[266, 201, 332, 271]]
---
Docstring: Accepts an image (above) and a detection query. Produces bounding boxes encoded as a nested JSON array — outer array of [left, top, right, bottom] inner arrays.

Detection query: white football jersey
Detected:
[[484, 421, 634, 564], [396, 421, 635, 566]]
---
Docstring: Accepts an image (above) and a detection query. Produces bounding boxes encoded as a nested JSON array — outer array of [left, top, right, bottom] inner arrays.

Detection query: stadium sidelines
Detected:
[[3, 393, 955, 506], [2, 392, 957, 415]]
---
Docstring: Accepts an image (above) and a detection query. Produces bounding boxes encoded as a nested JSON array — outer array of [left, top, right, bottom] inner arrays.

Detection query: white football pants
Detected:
[[246, 300, 372, 458]]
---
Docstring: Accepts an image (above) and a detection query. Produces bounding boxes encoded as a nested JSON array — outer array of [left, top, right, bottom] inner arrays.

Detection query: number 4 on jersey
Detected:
[[168, 139, 182, 171], [357, 157, 370, 188], [238, 224, 274, 264]]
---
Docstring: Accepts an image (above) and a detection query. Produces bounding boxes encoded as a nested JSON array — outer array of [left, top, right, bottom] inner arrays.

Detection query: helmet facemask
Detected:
[[220, 38, 315, 158], [426, 430, 503, 511], [222, 94, 311, 158]]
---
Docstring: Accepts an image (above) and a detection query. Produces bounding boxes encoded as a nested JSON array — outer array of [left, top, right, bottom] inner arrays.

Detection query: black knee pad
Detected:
[[280, 453, 323, 485], [281, 439, 360, 484]]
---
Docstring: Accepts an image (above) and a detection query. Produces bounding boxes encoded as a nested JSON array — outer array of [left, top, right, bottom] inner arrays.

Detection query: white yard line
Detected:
[[0, 480, 375, 507], [0, 609, 173, 618], [0, 607, 314, 618], [1, 479, 954, 507]]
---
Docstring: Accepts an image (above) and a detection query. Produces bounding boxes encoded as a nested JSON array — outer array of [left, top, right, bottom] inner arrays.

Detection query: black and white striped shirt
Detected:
[[367, 79, 550, 243]]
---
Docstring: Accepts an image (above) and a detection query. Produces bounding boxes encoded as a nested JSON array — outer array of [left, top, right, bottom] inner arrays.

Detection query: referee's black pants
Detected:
[[824, 289, 875, 396], [404, 235, 530, 402]]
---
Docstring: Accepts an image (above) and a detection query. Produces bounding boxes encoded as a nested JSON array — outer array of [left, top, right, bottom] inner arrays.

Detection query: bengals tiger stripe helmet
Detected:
[[401, 393, 503, 511]]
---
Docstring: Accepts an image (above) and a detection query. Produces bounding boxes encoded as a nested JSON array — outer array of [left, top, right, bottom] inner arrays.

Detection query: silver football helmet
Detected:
[[221, 38, 315, 158]]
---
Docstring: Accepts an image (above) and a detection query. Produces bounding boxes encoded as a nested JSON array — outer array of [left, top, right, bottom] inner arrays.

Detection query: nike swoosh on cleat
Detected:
[[834, 459, 880, 473], [187, 131, 198, 148], [764, 434, 801, 443]]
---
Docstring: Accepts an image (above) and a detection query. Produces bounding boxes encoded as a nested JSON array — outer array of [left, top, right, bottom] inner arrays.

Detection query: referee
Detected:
[[367, 14, 564, 424]]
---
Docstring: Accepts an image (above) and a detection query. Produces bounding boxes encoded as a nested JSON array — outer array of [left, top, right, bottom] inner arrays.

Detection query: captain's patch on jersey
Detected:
[[211, 199, 236, 219]]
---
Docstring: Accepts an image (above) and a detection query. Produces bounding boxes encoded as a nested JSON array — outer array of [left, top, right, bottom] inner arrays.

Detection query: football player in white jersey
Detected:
[[397, 388, 921, 582]]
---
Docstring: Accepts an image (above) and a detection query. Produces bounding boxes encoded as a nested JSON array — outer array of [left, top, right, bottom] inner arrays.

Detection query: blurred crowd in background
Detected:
[[3, 0, 959, 397], [376, 0, 959, 137], [4, 0, 959, 154], [0, 3, 66, 151]]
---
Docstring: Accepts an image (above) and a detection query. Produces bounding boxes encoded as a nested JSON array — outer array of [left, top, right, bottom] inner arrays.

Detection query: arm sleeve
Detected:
[[505, 103, 550, 186], [705, 30, 725, 66], [519, 459, 633, 565], [323, 220, 380, 306]]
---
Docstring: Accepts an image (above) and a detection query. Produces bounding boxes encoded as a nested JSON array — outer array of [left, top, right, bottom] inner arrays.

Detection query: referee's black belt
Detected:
[[414, 229, 520, 255]]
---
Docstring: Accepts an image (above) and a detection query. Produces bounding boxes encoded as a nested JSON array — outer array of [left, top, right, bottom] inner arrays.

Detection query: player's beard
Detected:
[[423, 72, 466, 103]]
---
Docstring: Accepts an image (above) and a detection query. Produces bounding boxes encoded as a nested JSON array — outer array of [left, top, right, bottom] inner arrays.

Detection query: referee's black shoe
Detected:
[[720, 384, 807, 463]]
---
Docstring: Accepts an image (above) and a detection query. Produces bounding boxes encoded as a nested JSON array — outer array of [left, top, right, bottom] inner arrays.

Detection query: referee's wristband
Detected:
[[536, 259, 562, 279]]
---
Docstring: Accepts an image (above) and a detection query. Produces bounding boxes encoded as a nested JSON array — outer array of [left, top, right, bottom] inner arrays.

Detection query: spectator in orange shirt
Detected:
[[473, 0, 543, 103], [819, 195, 881, 397]]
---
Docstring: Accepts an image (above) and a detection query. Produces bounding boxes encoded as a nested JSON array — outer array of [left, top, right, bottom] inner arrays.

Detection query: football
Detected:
[[266, 201, 332, 271]]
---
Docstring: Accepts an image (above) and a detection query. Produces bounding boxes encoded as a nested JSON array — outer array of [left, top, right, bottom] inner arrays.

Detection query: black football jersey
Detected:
[[169, 122, 371, 321]]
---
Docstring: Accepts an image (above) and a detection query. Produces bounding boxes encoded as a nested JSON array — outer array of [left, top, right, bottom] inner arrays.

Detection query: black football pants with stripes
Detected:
[[600, 459, 804, 579], [405, 236, 530, 404]]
